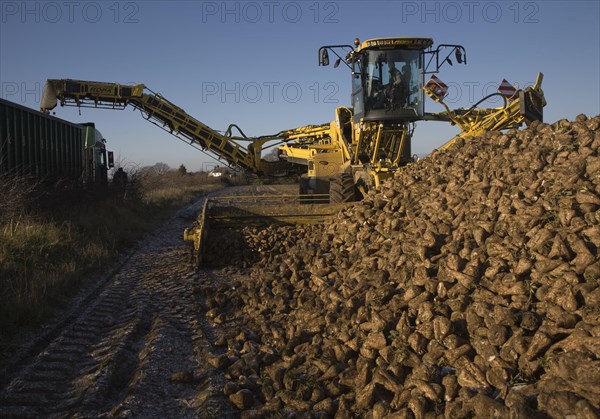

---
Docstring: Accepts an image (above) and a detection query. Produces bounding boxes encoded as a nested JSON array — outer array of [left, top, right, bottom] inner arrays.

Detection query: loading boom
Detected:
[[41, 79, 292, 175]]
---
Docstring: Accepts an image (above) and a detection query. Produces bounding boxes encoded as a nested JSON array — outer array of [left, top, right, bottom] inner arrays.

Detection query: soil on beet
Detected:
[[205, 115, 600, 418]]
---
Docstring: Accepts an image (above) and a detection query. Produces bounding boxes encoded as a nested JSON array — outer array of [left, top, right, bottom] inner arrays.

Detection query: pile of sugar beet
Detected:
[[201, 115, 600, 418]]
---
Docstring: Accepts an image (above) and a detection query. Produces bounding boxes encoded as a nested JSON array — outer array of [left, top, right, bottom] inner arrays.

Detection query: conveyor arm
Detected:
[[41, 79, 285, 173]]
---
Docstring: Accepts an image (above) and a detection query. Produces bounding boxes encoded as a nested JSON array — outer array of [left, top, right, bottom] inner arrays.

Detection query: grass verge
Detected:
[[0, 177, 222, 360]]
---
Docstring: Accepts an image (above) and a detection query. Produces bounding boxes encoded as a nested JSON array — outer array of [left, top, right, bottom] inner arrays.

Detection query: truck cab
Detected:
[[80, 122, 113, 184]]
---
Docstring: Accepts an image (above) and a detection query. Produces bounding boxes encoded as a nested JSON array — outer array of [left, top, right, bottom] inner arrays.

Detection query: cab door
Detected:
[[351, 57, 365, 122]]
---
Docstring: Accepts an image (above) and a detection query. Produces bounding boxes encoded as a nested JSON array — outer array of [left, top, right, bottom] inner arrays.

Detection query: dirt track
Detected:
[[0, 185, 290, 418]]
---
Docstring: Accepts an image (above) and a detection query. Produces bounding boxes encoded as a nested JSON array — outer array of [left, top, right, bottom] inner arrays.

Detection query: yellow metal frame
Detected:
[[357, 37, 433, 52], [425, 73, 546, 150], [184, 195, 351, 267]]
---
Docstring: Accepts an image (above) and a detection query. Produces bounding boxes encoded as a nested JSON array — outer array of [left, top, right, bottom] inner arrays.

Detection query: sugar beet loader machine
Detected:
[[40, 36, 546, 265]]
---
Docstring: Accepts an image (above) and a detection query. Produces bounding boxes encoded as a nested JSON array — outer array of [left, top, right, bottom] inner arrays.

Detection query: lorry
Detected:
[[0, 98, 113, 184]]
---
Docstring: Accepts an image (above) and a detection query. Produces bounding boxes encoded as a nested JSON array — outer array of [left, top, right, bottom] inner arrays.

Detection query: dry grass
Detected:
[[0, 219, 106, 329], [0, 174, 39, 216], [0, 169, 223, 356]]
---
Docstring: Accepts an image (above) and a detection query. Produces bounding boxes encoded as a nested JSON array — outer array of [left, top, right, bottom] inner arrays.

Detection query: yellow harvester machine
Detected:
[[40, 37, 546, 265]]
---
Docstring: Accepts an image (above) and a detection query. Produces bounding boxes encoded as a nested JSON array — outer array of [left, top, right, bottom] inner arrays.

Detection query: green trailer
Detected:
[[0, 98, 113, 183]]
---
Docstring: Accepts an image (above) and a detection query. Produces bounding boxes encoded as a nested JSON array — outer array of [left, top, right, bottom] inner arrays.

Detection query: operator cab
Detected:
[[320, 38, 467, 124], [350, 38, 432, 122]]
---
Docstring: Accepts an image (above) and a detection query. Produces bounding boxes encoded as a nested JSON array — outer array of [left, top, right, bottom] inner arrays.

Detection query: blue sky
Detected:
[[2, 0, 599, 172]]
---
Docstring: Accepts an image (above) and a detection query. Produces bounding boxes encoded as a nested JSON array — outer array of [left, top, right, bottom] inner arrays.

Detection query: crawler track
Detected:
[[0, 185, 286, 418]]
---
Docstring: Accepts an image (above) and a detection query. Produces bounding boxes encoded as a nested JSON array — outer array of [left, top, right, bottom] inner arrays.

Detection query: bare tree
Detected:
[[150, 162, 171, 176], [262, 147, 281, 162]]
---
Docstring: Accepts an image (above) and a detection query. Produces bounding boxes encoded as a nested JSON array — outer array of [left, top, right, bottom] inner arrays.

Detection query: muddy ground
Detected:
[[2, 116, 600, 418], [0, 186, 289, 418]]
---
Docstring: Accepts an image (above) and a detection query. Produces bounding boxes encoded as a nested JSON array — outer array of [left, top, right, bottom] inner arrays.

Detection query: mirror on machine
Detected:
[[107, 151, 115, 168], [455, 48, 463, 64], [320, 48, 330, 66]]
